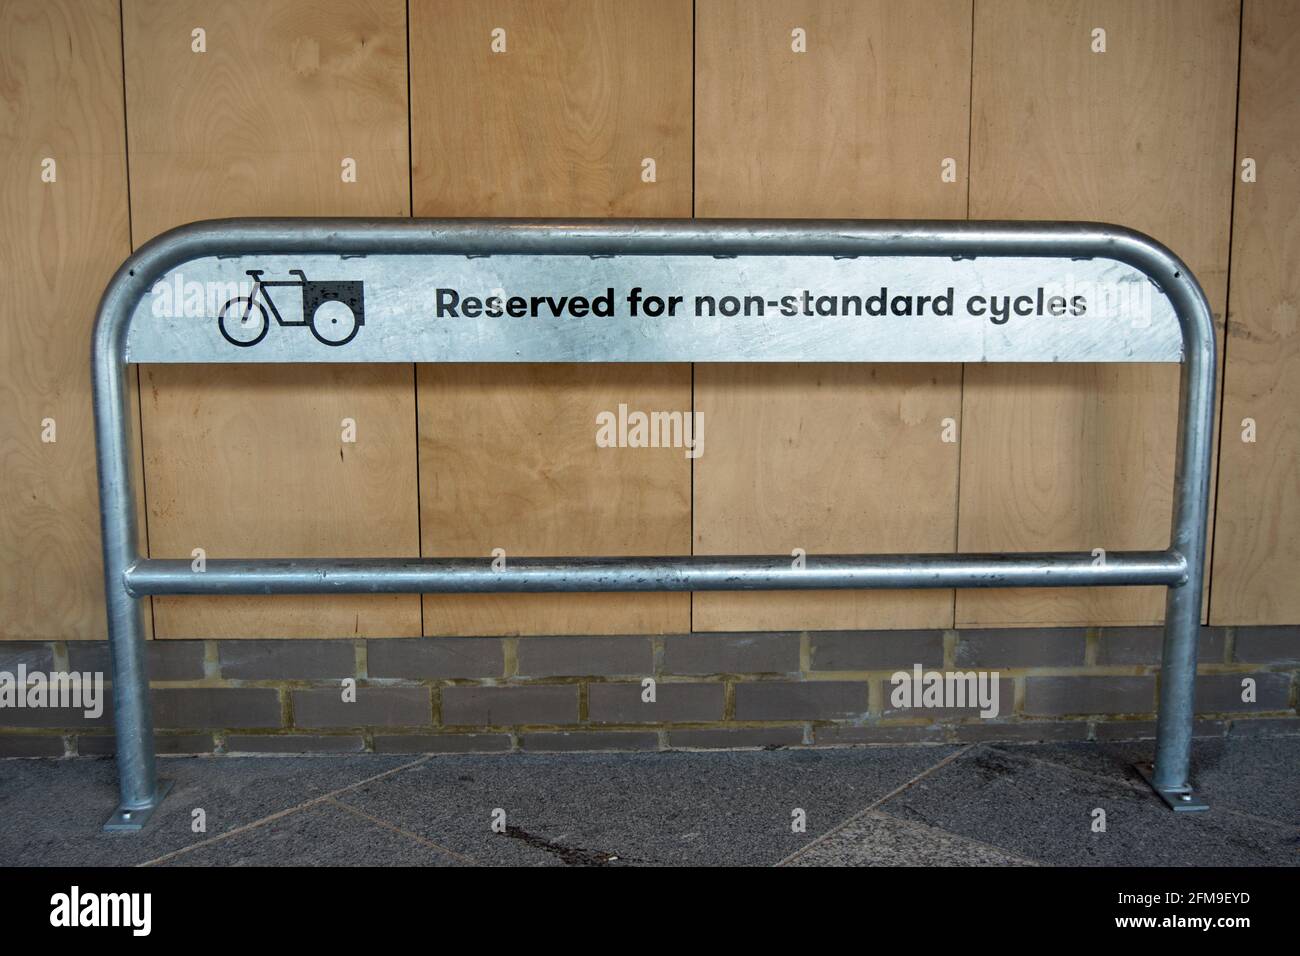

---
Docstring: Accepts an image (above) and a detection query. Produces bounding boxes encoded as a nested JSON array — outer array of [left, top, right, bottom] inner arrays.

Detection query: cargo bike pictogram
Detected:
[[217, 268, 365, 347]]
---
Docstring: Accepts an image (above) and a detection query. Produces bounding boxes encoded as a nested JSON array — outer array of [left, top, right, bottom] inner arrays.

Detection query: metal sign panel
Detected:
[[126, 253, 1181, 363]]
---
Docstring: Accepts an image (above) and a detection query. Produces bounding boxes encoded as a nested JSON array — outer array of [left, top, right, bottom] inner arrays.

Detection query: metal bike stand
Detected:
[[93, 219, 1216, 829]]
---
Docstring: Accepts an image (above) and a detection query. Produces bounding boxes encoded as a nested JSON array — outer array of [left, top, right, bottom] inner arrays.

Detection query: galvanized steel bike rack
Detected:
[[93, 219, 1216, 829]]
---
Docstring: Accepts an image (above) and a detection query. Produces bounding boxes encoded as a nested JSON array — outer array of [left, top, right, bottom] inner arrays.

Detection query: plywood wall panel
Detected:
[[958, 0, 1238, 627], [692, 364, 963, 632], [143, 364, 420, 638], [124, 0, 418, 638], [418, 365, 691, 636], [411, 0, 692, 217], [6, 0, 1266, 645], [1210, 0, 1300, 625], [692, 0, 971, 631], [411, 0, 694, 634], [124, 0, 409, 241], [0, 0, 131, 640]]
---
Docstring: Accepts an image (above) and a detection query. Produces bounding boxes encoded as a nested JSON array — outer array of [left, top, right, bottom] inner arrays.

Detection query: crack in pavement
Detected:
[[499, 824, 643, 866]]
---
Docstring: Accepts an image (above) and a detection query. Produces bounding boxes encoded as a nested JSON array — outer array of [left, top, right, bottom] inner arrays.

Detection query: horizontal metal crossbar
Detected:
[[124, 551, 1189, 596]]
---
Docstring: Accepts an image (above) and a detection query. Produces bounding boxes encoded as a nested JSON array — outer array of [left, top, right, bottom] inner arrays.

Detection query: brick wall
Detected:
[[1, 626, 1296, 757]]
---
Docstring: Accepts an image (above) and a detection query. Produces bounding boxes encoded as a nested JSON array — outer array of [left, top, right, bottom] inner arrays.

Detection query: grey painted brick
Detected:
[[442, 684, 578, 726], [77, 733, 214, 755], [955, 628, 1085, 667], [953, 721, 1089, 742], [151, 733, 218, 755], [1234, 626, 1300, 664], [1024, 676, 1155, 716], [881, 675, 1014, 719], [153, 688, 281, 729], [588, 682, 723, 724], [734, 681, 867, 721], [516, 636, 651, 677], [68, 640, 207, 681], [62, 643, 109, 675], [0, 734, 65, 757], [1096, 626, 1224, 666], [0, 643, 54, 672], [1196, 673, 1292, 713], [0, 712, 109, 733], [814, 723, 947, 745], [367, 637, 503, 679], [1227, 716, 1300, 737], [373, 733, 512, 753], [0, 687, 114, 729], [292, 687, 429, 728], [521, 731, 659, 752], [811, 630, 943, 670], [1093, 719, 1226, 741], [147, 642, 209, 680], [220, 640, 355, 680], [225, 734, 365, 754], [664, 632, 800, 675], [669, 727, 804, 749]]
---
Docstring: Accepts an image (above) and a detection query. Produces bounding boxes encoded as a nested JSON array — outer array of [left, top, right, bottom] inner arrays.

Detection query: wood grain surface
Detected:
[[959, 0, 1238, 627], [693, 0, 971, 630], [1210, 0, 1300, 624], [412, 0, 694, 634], [124, 0, 417, 637], [0, 0, 132, 640]]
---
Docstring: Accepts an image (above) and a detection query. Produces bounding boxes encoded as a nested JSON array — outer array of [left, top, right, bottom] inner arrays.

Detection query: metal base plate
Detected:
[[1135, 763, 1209, 812], [103, 779, 174, 832]]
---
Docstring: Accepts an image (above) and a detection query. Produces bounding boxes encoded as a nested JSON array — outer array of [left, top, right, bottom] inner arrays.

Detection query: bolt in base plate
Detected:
[[1135, 763, 1209, 812], [104, 779, 174, 832]]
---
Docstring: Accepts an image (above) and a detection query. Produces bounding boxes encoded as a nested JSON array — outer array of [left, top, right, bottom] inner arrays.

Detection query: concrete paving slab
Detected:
[[332, 746, 960, 866], [877, 745, 1299, 866], [784, 811, 1038, 867], [155, 802, 464, 867], [0, 755, 416, 867], [2, 739, 1292, 867]]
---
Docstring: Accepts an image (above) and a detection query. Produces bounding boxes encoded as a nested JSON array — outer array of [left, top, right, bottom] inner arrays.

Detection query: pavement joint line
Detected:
[[990, 740, 1300, 830], [774, 744, 977, 867], [323, 796, 480, 866], [1208, 806, 1300, 831], [863, 808, 1044, 866], [136, 755, 432, 867], [988, 742, 1164, 799]]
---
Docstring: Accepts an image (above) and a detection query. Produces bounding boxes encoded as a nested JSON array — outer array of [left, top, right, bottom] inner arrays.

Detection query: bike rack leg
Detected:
[[102, 591, 172, 832], [1136, 577, 1209, 812], [1135, 292, 1216, 814], [95, 331, 170, 831]]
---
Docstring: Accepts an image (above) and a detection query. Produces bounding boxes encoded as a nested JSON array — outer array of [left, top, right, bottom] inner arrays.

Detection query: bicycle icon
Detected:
[[217, 268, 365, 347]]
